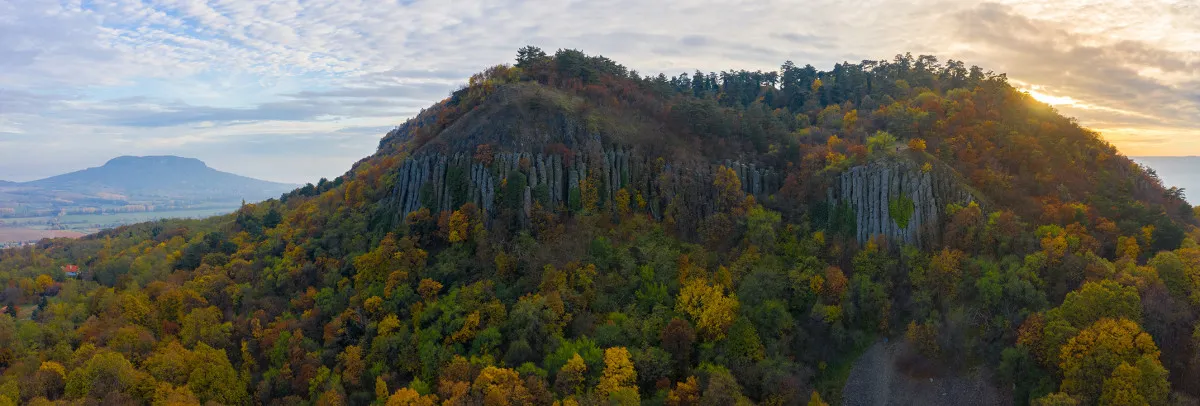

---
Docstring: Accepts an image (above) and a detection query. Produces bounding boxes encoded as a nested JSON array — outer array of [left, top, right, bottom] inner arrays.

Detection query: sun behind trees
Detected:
[[0, 46, 1197, 406]]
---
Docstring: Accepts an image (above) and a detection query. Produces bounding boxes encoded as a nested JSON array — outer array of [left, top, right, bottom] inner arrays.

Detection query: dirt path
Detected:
[[842, 341, 1008, 406]]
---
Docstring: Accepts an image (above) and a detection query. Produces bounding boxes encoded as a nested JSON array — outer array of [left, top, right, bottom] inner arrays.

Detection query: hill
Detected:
[[1134, 156, 1200, 204], [26, 155, 295, 201], [0, 155, 297, 220], [0, 48, 1196, 406], [0, 156, 298, 244]]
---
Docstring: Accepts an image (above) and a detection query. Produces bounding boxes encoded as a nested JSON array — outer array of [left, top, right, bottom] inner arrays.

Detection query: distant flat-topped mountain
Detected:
[[0, 156, 298, 218], [25, 155, 295, 201]]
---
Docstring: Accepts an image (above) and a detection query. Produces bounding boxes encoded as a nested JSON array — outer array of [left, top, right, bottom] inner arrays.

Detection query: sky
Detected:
[[1, 0, 1198, 184]]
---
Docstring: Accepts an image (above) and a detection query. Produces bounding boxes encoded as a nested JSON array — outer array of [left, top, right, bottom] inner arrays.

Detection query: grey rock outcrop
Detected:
[[827, 157, 980, 247], [386, 147, 783, 232]]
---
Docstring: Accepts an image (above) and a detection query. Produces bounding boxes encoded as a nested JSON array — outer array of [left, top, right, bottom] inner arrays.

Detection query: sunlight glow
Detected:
[[1023, 86, 1080, 107]]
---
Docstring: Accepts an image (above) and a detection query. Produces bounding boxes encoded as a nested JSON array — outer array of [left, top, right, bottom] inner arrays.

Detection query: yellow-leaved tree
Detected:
[[842, 109, 858, 132], [556, 353, 588, 396], [614, 188, 632, 218], [338, 345, 365, 387], [713, 166, 744, 213], [386, 387, 437, 406], [676, 278, 739, 341], [471, 366, 532, 406], [907, 137, 926, 153], [666, 376, 700, 406], [597, 347, 639, 405], [808, 391, 830, 406], [1057, 318, 1168, 405], [446, 209, 470, 243], [580, 170, 601, 213]]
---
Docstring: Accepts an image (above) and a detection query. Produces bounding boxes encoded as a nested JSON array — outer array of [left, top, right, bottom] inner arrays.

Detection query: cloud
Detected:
[[0, 0, 1197, 183], [771, 32, 836, 50], [0, 89, 75, 115], [285, 83, 454, 101], [949, 3, 1200, 144], [88, 101, 326, 128]]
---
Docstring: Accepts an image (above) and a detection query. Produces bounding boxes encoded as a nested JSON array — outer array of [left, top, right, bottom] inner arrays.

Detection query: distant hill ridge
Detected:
[[1133, 156, 1200, 204], [21, 155, 296, 201]]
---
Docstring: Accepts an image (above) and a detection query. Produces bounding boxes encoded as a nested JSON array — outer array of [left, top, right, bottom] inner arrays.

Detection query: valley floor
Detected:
[[0, 207, 236, 244], [0, 228, 84, 246]]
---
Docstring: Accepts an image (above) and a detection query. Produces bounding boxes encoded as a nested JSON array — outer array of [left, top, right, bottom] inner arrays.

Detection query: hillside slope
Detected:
[[0, 48, 1196, 406]]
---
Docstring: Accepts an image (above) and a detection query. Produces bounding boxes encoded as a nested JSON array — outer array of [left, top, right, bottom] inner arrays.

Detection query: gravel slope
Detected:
[[842, 341, 1008, 406]]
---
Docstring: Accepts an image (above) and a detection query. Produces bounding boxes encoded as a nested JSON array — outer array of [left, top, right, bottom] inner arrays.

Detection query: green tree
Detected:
[[1149, 251, 1189, 299], [180, 306, 231, 349], [1053, 280, 1142, 327], [516, 46, 548, 68], [699, 365, 747, 405], [1032, 392, 1079, 406], [65, 351, 143, 400], [189, 343, 248, 404], [142, 341, 197, 384], [866, 131, 898, 156], [744, 206, 781, 252], [1041, 280, 1142, 365]]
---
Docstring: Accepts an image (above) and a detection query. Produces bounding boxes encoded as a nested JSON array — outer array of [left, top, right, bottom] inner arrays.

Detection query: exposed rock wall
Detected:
[[386, 147, 783, 228], [387, 147, 981, 247], [827, 158, 979, 247]]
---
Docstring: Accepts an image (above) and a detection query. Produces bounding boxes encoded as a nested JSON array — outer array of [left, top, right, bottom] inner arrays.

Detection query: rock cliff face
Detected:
[[387, 147, 981, 247], [379, 84, 980, 246], [385, 147, 782, 229], [827, 157, 980, 247]]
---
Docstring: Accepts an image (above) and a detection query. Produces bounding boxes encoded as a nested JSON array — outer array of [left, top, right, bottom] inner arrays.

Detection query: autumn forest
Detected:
[[1, 46, 1196, 406]]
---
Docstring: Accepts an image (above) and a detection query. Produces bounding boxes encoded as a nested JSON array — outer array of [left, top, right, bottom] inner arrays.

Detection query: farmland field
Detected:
[[0, 228, 84, 242], [0, 207, 235, 244]]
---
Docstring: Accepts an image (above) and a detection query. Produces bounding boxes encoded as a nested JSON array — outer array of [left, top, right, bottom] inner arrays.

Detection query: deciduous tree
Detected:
[[676, 279, 739, 341], [1058, 318, 1167, 404]]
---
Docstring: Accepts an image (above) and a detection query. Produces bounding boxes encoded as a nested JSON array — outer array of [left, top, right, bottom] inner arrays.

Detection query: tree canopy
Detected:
[[0, 46, 1196, 405]]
